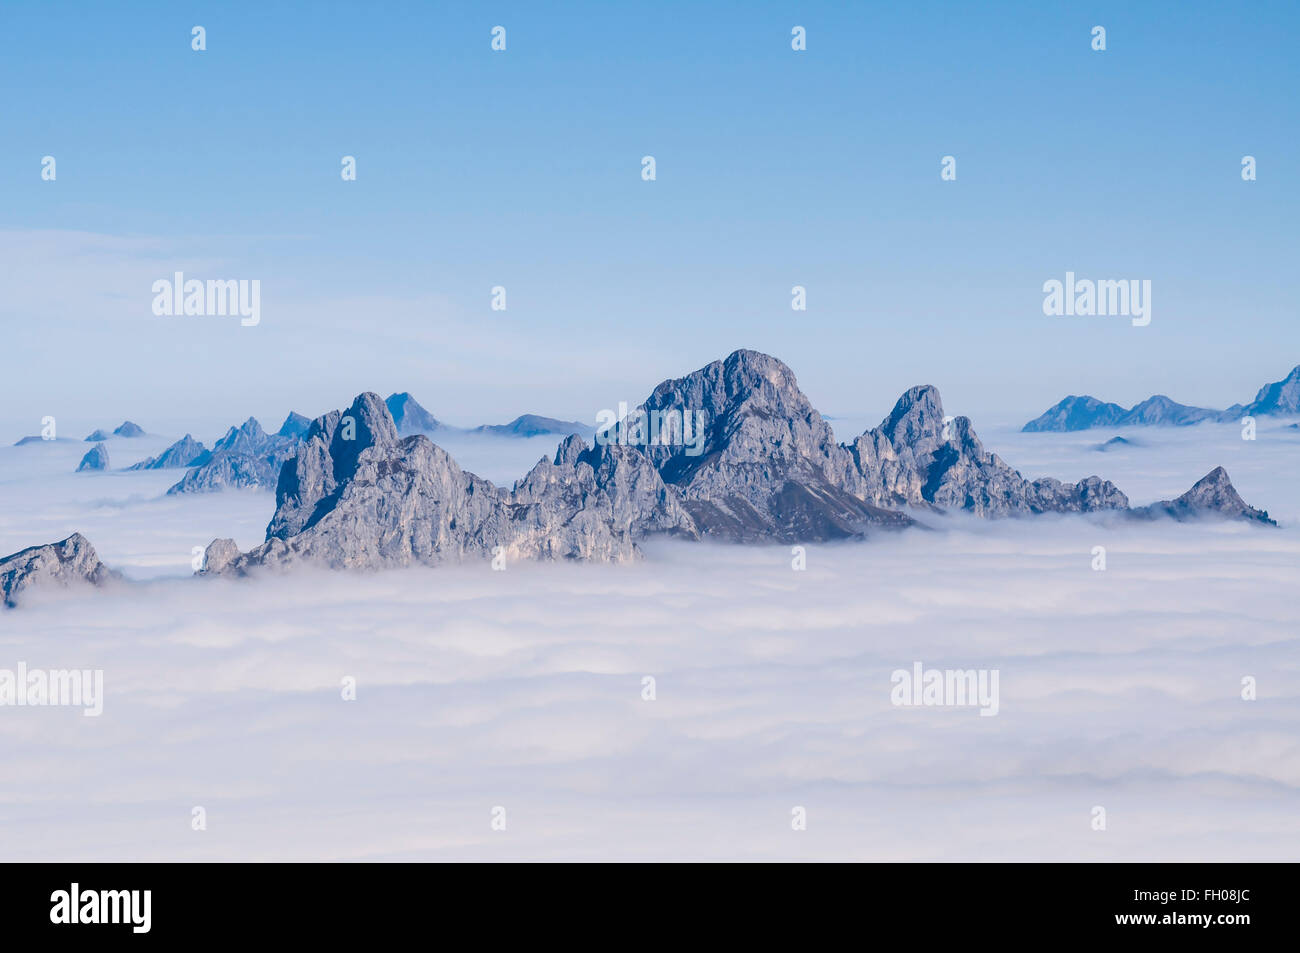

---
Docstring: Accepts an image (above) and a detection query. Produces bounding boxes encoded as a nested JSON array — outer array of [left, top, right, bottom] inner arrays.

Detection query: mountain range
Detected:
[[12, 394, 592, 482], [201, 349, 1272, 576], [0, 349, 1278, 605], [386, 392, 592, 440], [161, 397, 590, 493], [1023, 364, 1300, 431], [84, 421, 145, 441]]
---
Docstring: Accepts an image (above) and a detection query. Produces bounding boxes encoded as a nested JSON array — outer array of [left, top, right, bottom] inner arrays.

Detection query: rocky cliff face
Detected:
[[0, 533, 114, 608], [512, 435, 699, 544], [634, 349, 911, 541], [1132, 467, 1275, 524], [206, 394, 693, 574], [199, 350, 1273, 578], [126, 434, 210, 470], [1244, 365, 1300, 416], [838, 384, 1128, 516], [167, 418, 300, 494], [76, 443, 110, 472]]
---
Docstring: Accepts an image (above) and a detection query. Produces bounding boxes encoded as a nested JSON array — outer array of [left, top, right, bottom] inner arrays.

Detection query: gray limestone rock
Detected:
[[77, 443, 110, 472], [210, 394, 674, 574], [1132, 467, 1275, 525], [840, 385, 1128, 516], [198, 350, 1276, 577], [166, 418, 300, 494], [0, 533, 115, 608], [126, 434, 210, 470], [634, 349, 912, 542], [199, 537, 243, 574]]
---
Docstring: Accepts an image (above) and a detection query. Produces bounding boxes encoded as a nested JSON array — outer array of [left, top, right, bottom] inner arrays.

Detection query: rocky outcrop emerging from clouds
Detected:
[[1242, 364, 1300, 416], [1022, 396, 1129, 433], [471, 414, 595, 439], [0, 533, 114, 608], [1023, 394, 1219, 431], [127, 434, 210, 470], [1122, 396, 1222, 427], [512, 435, 699, 544], [84, 421, 145, 441], [838, 385, 1129, 517], [385, 393, 443, 435], [1023, 364, 1300, 431], [206, 395, 686, 574], [76, 443, 110, 472], [201, 350, 1274, 577], [634, 349, 912, 541], [1132, 467, 1276, 525], [166, 418, 300, 494]]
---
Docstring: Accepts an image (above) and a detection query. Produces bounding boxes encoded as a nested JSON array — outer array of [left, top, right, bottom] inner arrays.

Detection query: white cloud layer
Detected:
[[0, 422, 1297, 860]]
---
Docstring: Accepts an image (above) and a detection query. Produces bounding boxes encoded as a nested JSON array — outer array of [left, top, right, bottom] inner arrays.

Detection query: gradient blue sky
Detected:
[[2, 0, 1297, 441]]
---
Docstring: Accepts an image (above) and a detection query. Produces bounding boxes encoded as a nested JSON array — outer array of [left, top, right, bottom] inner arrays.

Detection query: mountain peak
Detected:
[[472, 414, 592, 439], [879, 385, 946, 447], [76, 442, 110, 472], [1022, 395, 1127, 432], [0, 532, 114, 608], [277, 412, 311, 439], [1134, 467, 1275, 525], [385, 392, 441, 435], [1246, 363, 1300, 415]]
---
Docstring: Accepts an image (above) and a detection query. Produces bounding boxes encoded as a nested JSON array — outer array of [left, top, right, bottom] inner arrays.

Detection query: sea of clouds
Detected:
[[0, 419, 1297, 860]]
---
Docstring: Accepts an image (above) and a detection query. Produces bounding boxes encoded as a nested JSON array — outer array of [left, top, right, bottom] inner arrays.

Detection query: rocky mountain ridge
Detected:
[[200, 349, 1271, 576], [1, 349, 1279, 602], [1023, 364, 1300, 432], [0, 534, 115, 608]]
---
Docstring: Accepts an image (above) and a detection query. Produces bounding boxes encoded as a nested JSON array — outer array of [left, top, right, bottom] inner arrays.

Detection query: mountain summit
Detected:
[[196, 349, 1270, 577], [385, 392, 442, 435], [635, 349, 906, 541]]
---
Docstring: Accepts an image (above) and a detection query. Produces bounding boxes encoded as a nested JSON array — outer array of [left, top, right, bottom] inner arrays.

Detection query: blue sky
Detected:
[[1, 0, 1297, 440]]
